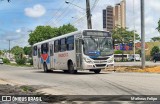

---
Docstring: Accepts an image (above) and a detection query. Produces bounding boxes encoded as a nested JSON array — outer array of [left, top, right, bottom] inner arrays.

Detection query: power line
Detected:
[[45, 1, 68, 26], [70, 0, 99, 28], [46, 0, 75, 27]]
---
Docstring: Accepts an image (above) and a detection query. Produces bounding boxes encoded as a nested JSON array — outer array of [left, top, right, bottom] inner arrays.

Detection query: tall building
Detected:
[[103, 0, 126, 32]]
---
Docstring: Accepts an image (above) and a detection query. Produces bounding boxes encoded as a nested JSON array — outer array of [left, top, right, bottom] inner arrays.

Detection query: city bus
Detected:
[[32, 29, 114, 74]]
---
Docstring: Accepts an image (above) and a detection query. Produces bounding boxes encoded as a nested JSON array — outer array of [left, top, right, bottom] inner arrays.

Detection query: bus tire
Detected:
[[94, 69, 101, 74], [63, 70, 68, 73], [153, 59, 156, 63], [68, 61, 77, 74], [43, 63, 49, 72]]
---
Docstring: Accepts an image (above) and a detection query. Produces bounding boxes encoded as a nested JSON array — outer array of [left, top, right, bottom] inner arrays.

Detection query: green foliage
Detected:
[[11, 46, 24, 56], [157, 19, 160, 33], [145, 55, 151, 61], [27, 58, 33, 65], [16, 57, 26, 65], [136, 49, 141, 57], [28, 24, 77, 45], [114, 50, 123, 54], [151, 37, 160, 42], [57, 24, 77, 36], [23, 46, 32, 56], [20, 85, 35, 92], [0, 50, 4, 56], [150, 46, 160, 56], [3, 58, 10, 64], [112, 27, 140, 44]]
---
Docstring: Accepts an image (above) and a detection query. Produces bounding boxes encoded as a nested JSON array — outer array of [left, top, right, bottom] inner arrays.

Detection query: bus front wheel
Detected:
[[94, 69, 101, 74], [43, 63, 49, 72], [68, 61, 77, 74]]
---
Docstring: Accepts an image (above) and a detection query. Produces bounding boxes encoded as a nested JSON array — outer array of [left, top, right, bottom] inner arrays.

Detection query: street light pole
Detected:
[[9, 39, 10, 60], [141, 0, 145, 69], [86, 0, 92, 29]]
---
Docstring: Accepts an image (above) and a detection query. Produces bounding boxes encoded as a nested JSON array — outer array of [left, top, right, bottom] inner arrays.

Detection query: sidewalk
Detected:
[[0, 79, 9, 84], [115, 61, 160, 66]]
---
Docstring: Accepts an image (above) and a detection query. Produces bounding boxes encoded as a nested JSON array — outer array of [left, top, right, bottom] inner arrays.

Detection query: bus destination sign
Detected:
[[84, 31, 111, 37]]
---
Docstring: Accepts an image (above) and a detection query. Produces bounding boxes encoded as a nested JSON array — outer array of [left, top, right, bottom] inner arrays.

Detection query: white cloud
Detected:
[[24, 4, 46, 18], [147, 0, 160, 12], [16, 29, 21, 33]]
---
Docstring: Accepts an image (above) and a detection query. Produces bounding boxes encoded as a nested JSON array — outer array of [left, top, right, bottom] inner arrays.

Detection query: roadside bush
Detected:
[[146, 55, 152, 61], [28, 58, 33, 65], [3, 58, 10, 64], [16, 57, 26, 65], [150, 46, 160, 56], [114, 50, 123, 54]]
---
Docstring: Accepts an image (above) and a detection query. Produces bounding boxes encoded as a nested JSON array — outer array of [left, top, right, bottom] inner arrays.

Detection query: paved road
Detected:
[[115, 61, 160, 66], [0, 65, 160, 96]]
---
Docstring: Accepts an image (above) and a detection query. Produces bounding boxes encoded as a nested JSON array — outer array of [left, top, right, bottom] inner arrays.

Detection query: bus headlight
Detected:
[[107, 57, 114, 63], [83, 57, 92, 63]]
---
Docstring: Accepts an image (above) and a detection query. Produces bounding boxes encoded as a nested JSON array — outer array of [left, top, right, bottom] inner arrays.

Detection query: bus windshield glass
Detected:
[[83, 36, 113, 57]]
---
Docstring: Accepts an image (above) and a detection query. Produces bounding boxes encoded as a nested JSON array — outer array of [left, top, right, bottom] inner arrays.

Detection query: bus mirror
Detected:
[[81, 39, 84, 44]]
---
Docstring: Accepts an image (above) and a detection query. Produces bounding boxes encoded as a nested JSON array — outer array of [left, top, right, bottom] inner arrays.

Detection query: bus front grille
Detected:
[[95, 64, 106, 67], [91, 57, 109, 60]]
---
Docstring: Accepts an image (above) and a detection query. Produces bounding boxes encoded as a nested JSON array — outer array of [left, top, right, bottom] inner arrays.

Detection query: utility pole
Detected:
[[8, 39, 11, 60], [141, 0, 145, 69], [86, 0, 92, 29], [133, 0, 136, 62], [28, 30, 33, 57]]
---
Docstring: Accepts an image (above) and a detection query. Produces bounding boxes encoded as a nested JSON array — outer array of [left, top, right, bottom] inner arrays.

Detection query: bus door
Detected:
[[75, 38, 82, 69], [50, 44, 54, 69], [37, 48, 41, 69], [33, 46, 38, 68]]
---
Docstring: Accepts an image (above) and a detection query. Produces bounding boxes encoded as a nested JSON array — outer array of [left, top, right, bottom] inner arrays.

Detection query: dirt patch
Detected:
[[114, 66, 160, 73], [0, 84, 39, 95], [0, 84, 67, 103]]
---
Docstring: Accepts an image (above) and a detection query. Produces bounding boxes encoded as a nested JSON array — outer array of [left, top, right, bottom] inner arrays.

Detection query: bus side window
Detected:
[[67, 36, 74, 51], [50, 44, 53, 56], [33, 46, 37, 56], [41, 43, 49, 54], [60, 38, 66, 52], [54, 40, 59, 53]]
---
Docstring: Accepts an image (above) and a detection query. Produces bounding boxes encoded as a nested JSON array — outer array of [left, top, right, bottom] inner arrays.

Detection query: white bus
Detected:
[[32, 30, 114, 74]]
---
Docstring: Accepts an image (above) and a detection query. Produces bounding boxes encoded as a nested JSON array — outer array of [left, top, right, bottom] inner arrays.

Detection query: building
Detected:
[[107, 6, 114, 32], [103, 0, 126, 32]]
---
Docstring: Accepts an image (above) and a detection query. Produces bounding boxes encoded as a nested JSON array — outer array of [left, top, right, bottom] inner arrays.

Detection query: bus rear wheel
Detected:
[[94, 69, 101, 74], [43, 63, 49, 72], [68, 62, 77, 74]]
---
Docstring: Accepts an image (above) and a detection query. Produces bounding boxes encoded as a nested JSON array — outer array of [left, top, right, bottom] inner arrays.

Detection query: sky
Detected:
[[0, 0, 160, 50]]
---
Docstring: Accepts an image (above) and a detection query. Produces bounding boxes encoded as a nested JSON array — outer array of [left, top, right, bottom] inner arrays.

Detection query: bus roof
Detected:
[[33, 29, 109, 46]]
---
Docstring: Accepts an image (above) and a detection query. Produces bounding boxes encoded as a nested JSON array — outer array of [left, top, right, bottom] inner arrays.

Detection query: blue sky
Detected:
[[0, 0, 160, 50]]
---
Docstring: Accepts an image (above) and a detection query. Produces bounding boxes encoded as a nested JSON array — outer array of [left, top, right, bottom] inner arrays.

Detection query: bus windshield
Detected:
[[83, 36, 113, 57]]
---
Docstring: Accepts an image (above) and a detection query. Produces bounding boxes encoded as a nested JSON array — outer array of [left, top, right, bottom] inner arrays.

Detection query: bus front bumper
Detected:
[[82, 61, 114, 70]]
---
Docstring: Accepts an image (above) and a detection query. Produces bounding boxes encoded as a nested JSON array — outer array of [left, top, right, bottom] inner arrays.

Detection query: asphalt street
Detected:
[[0, 64, 160, 96]]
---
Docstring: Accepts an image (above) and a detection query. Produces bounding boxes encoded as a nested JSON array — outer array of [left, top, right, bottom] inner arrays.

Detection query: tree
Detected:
[[151, 37, 160, 42], [112, 27, 140, 61], [0, 50, 4, 56], [23, 46, 32, 56], [28, 26, 58, 45], [157, 19, 160, 33], [57, 24, 77, 36], [112, 27, 140, 44], [28, 24, 77, 45], [11, 46, 24, 59], [150, 46, 160, 56]]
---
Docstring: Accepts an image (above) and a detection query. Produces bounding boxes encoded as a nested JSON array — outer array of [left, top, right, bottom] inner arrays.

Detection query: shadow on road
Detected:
[[33, 70, 110, 75]]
